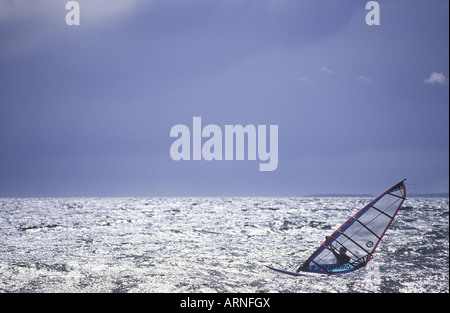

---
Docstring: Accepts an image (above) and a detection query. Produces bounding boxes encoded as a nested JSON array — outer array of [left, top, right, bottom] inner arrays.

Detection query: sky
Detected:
[[0, 0, 448, 197]]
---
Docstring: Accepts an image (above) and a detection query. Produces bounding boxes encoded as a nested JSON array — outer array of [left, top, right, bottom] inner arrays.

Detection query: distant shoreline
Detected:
[[304, 193, 449, 198], [1, 193, 448, 199], [407, 193, 449, 198], [304, 194, 374, 198]]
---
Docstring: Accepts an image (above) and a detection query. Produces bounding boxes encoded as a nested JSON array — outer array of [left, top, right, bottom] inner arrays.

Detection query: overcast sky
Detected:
[[0, 0, 448, 197]]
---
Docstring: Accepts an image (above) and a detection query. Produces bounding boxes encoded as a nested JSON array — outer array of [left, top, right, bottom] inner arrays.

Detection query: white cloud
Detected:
[[358, 75, 372, 83], [81, 0, 145, 24], [0, 0, 146, 58], [319, 66, 333, 74], [424, 72, 447, 85], [0, 0, 144, 25]]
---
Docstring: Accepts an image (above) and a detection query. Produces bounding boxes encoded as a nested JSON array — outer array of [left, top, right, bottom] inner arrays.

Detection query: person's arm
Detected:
[[327, 246, 339, 258], [325, 237, 339, 258]]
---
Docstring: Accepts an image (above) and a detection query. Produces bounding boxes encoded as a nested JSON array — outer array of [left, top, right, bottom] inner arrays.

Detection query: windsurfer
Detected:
[[295, 240, 351, 273], [324, 237, 350, 264], [327, 243, 351, 264]]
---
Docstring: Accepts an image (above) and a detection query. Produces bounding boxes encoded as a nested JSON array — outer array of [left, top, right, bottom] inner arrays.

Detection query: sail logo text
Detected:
[[307, 264, 353, 272], [170, 117, 278, 171]]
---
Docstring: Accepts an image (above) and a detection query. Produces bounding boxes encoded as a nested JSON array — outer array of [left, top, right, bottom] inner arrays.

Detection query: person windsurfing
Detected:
[[325, 236, 351, 264], [295, 239, 351, 272], [328, 246, 351, 264]]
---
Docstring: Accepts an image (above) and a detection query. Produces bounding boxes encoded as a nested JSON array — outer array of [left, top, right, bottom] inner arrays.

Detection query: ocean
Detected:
[[0, 196, 448, 293]]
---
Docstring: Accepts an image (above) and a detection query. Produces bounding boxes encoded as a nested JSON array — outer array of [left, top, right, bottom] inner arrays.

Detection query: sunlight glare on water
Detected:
[[0, 197, 448, 292]]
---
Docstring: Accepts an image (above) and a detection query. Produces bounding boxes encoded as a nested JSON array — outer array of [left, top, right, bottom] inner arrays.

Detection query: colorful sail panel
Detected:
[[298, 180, 406, 275]]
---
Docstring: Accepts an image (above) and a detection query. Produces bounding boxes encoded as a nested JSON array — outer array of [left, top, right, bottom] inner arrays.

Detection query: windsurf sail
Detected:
[[297, 179, 406, 275]]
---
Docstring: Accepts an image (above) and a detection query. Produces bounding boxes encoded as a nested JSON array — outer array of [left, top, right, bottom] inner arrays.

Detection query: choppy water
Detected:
[[0, 197, 448, 293]]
